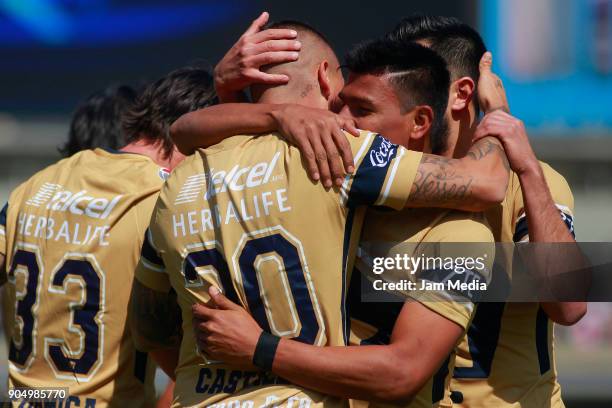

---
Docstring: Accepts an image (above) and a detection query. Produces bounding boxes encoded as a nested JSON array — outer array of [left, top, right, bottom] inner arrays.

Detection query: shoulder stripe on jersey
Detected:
[[353, 132, 375, 164], [340, 132, 374, 205], [0, 202, 7, 228], [346, 135, 399, 208], [340, 207, 357, 345], [513, 208, 575, 242], [375, 147, 405, 206], [141, 231, 165, 268]]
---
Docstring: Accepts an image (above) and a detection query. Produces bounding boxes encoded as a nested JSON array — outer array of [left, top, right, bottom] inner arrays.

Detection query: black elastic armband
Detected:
[[252, 332, 281, 371]]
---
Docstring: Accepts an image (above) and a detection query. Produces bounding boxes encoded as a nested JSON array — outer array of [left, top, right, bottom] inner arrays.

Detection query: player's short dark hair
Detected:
[[264, 19, 332, 48], [59, 85, 137, 157], [122, 66, 216, 158], [388, 15, 486, 81], [345, 39, 451, 154], [387, 15, 487, 112]]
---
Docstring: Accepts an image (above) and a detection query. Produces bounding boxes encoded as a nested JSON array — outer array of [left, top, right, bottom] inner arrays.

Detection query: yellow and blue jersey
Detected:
[[348, 208, 495, 408], [0, 148, 164, 407], [450, 161, 575, 408], [135, 131, 423, 408]]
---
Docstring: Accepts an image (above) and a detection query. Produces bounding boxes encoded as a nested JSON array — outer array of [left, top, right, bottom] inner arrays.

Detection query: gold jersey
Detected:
[[135, 131, 422, 408], [450, 161, 575, 408], [348, 208, 495, 408], [0, 148, 166, 407]]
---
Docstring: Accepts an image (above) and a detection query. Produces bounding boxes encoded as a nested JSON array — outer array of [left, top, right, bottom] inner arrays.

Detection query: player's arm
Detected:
[[173, 102, 509, 211], [514, 164, 586, 325], [170, 103, 359, 189], [475, 58, 587, 324], [131, 227, 183, 379], [406, 137, 509, 211], [272, 302, 462, 404], [517, 171, 587, 325], [472, 117, 586, 324], [193, 287, 462, 404], [129, 280, 181, 379], [170, 103, 293, 152]]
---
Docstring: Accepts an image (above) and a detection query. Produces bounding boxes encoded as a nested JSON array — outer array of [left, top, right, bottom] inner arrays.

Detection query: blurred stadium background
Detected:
[[0, 0, 611, 406]]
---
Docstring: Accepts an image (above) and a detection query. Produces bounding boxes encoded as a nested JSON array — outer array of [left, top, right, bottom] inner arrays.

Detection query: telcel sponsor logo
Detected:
[[369, 137, 396, 168], [46, 190, 122, 219], [205, 152, 281, 199]]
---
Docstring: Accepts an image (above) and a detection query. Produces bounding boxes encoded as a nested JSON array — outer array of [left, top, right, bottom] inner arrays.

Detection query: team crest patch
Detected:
[[159, 167, 170, 181]]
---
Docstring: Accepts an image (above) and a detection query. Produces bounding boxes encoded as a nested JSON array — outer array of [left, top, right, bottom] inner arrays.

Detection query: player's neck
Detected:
[[120, 140, 184, 170], [256, 88, 328, 110], [449, 109, 478, 159]]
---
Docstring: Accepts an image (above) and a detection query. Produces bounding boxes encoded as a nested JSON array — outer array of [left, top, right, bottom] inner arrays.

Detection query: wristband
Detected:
[[252, 332, 281, 371]]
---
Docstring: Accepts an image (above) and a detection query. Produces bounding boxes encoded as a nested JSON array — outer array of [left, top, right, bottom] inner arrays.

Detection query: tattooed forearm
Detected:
[[407, 136, 509, 210], [408, 155, 475, 208], [466, 137, 510, 171], [130, 280, 182, 351], [466, 139, 497, 160]]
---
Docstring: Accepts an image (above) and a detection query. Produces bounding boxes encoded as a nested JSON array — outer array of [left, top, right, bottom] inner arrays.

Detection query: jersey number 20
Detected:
[[183, 227, 323, 345]]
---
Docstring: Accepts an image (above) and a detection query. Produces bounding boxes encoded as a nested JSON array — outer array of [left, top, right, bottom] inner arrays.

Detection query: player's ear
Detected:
[[450, 76, 475, 112], [317, 60, 332, 101], [412, 105, 434, 140]]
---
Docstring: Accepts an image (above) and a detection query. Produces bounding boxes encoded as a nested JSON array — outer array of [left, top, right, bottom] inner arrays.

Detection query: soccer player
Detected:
[[0, 67, 215, 407], [181, 14, 584, 407], [133, 22, 509, 408], [212, 16, 585, 407], [384, 16, 585, 407], [1, 84, 137, 341], [188, 37, 498, 407], [58, 85, 138, 157]]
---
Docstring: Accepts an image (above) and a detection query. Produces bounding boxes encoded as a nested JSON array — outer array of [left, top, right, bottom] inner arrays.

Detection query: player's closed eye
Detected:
[[349, 105, 372, 117]]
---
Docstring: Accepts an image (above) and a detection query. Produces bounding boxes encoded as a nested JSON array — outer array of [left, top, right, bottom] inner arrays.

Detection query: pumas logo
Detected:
[[159, 167, 170, 181], [369, 137, 396, 168]]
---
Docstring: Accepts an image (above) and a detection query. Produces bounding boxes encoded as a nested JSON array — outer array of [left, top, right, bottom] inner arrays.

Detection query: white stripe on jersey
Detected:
[[375, 146, 406, 206], [340, 131, 375, 206]]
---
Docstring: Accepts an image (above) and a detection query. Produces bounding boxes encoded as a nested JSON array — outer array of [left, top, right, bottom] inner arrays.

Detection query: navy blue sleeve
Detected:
[[346, 135, 399, 207]]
